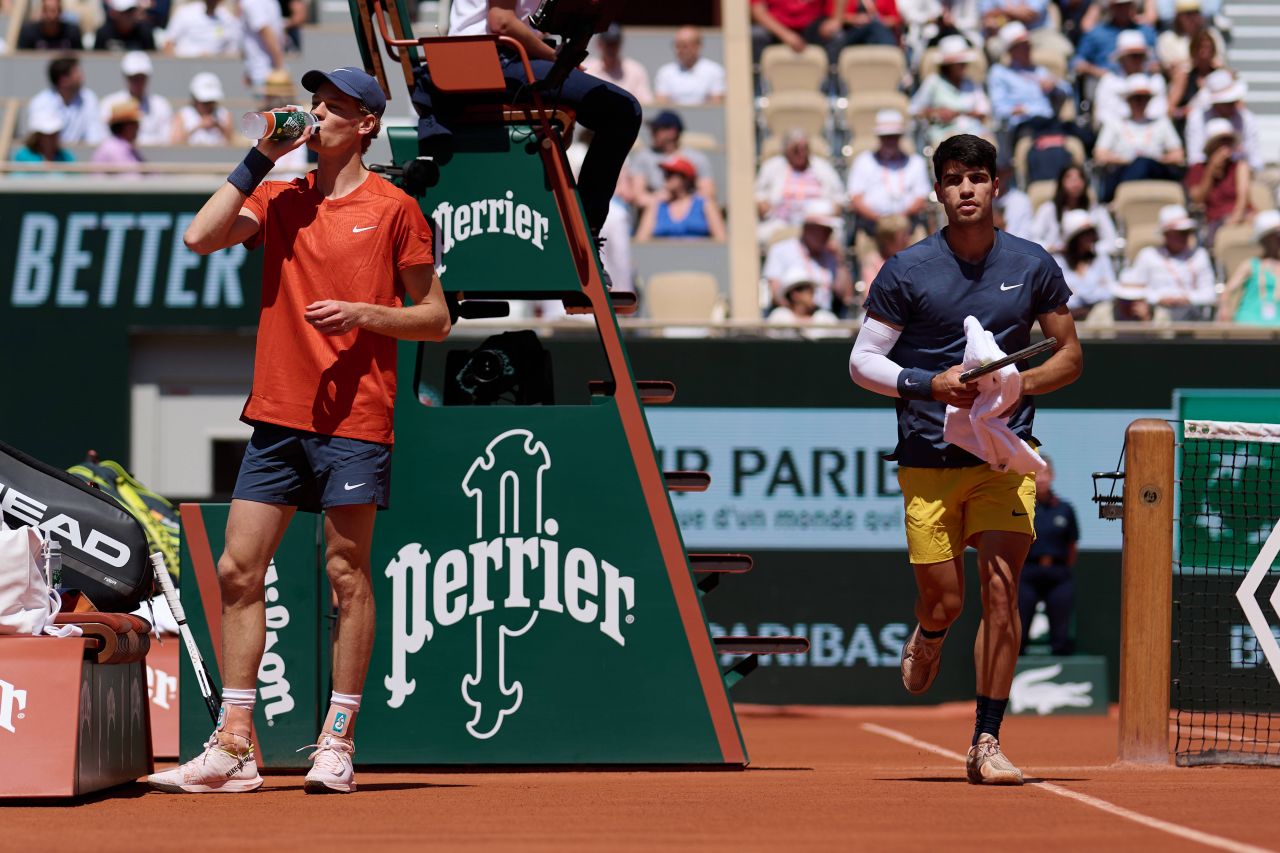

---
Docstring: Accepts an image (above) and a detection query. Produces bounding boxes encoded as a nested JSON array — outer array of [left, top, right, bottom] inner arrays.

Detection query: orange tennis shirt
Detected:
[[240, 171, 434, 445]]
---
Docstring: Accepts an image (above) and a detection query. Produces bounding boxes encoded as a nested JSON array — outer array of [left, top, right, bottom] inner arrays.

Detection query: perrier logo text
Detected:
[[384, 429, 636, 739], [431, 192, 551, 274]]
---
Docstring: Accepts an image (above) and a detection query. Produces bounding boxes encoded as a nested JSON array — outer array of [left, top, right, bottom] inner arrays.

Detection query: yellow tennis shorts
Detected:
[[897, 464, 1037, 565]]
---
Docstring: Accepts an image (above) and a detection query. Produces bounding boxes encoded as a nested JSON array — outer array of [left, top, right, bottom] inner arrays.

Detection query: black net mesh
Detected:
[[1173, 421, 1280, 766]]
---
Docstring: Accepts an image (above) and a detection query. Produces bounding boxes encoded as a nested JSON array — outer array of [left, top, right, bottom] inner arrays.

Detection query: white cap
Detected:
[[1159, 204, 1197, 233], [1114, 266, 1147, 300], [121, 50, 152, 77], [1203, 116, 1237, 151], [1124, 73, 1155, 97], [28, 109, 64, 135], [999, 21, 1030, 48], [1204, 69, 1247, 104], [1112, 30, 1149, 60], [780, 265, 818, 292], [802, 199, 841, 230], [874, 109, 906, 136], [107, 0, 139, 11], [1254, 210, 1280, 242], [1061, 209, 1097, 244], [937, 34, 976, 65], [190, 72, 224, 103]]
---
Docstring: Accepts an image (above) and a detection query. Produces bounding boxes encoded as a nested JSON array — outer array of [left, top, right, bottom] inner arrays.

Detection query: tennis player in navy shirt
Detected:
[[849, 135, 1083, 785]]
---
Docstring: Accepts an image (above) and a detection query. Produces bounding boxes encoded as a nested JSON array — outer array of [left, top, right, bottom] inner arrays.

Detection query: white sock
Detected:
[[221, 687, 256, 710], [330, 691, 361, 711]]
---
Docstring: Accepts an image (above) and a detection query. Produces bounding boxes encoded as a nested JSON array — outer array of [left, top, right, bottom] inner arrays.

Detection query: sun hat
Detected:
[[190, 71, 225, 103], [874, 109, 906, 136], [1061, 209, 1097, 244], [1158, 204, 1197, 233]]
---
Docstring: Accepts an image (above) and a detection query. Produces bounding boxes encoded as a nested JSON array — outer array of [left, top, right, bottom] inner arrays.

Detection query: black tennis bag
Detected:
[[0, 439, 151, 612]]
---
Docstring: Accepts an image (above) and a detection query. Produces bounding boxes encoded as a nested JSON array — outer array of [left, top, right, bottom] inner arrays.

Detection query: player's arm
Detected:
[[485, 0, 556, 61], [849, 313, 977, 407], [305, 264, 452, 342], [1020, 305, 1083, 395]]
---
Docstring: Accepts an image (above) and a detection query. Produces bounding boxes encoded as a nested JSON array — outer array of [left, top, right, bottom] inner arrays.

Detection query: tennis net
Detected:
[[1173, 419, 1280, 766]]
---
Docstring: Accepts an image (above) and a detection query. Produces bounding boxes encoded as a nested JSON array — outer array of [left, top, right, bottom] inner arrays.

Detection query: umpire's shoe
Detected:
[[148, 733, 263, 793]]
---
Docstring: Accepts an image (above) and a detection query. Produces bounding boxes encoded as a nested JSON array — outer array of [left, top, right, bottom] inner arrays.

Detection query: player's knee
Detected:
[[921, 592, 963, 627], [326, 556, 372, 605], [217, 554, 266, 604]]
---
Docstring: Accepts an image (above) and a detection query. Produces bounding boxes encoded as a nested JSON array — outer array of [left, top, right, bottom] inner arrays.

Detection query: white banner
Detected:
[[647, 408, 1171, 551]]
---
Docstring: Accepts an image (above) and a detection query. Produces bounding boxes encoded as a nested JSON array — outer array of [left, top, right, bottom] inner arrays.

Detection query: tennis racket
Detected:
[[150, 553, 222, 723], [959, 337, 1058, 384]]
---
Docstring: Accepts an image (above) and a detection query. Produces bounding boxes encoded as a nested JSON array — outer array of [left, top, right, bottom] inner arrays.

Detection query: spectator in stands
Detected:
[[27, 55, 106, 145], [1053, 209, 1116, 322], [994, 159, 1034, 239], [100, 52, 173, 146], [1155, 0, 1222, 30], [755, 128, 845, 246], [846, 110, 930, 234], [1094, 74, 1184, 201], [1157, 0, 1224, 72], [1167, 29, 1221, 137], [1184, 118, 1252, 242], [239, 0, 286, 89], [17, 0, 82, 50], [1185, 70, 1263, 171], [857, 213, 911, 290], [979, 0, 1050, 36], [1219, 210, 1280, 326], [767, 267, 843, 337], [94, 0, 157, 50], [280, 0, 308, 52], [899, 0, 982, 57], [762, 200, 853, 314], [1018, 456, 1080, 656], [817, 0, 896, 64], [1072, 0, 1156, 80], [654, 26, 725, 106], [1031, 164, 1119, 255], [164, 0, 241, 57], [1126, 205, 1217, 321], [1112, 266, 1152, 320], [91, 99, 145, 177], [171, 71, 234, 145], [583, 24, 653, 106], [10, 110, 75, 174], [750, 0, 826, 62], [909, 35, 991, 146], [628, 110, 716, 208], [635, 156, 725, 241], [1092, 31, 1167, 129], [988, 22, 1070, 138]]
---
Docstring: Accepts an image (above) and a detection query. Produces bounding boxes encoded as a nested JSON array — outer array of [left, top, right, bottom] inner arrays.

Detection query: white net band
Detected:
[[1183, 420, 1280, 444]]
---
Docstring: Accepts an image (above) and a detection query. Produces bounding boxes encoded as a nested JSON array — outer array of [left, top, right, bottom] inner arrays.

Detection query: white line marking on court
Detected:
[[860, 723, 1276, 853]]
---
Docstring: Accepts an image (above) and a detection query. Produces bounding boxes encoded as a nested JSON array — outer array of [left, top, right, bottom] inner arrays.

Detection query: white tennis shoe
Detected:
[[148, 733, 263, 793], [301, 734, 356, 794], [967, 734, 1025, 785]]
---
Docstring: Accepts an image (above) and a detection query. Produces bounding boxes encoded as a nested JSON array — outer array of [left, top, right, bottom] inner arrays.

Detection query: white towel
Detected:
[[942, 316, 1047, 476]]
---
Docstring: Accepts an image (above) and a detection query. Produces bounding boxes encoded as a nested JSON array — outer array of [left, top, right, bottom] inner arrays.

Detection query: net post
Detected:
[[1118, 418, 1175, 763]]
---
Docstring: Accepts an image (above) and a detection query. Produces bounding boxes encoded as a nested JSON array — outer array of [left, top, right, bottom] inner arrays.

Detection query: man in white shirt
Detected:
[[165, 0, 241, 57], [1126, 205, 1217, 321], [654, 27, 726, 106], [1094, 74, 1184, 200], [100, 52, 174, 146], [755, 128, 845, 246], [994, 160, 1034, 239], [1184, 70, 1263, 170], [1091, 30, 1167, 129], [27, 55, 106, 145], [239, 0, 285, 89], [761, 200, 853, 313], [582, 24, 653, 106], [846, 110, 931, 234]]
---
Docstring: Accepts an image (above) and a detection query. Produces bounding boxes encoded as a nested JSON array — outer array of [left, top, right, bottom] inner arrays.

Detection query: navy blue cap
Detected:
[[301, 66, 386, 117], [649, 110, 683, 131]]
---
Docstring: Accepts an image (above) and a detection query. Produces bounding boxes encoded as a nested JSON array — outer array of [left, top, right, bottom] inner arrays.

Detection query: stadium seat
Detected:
[[645, 272, 721, 322], [918, 46, 988, 85], [1249, 182, 1277, 212], [760, 44, 829, 94], [844, 91, 910, 144], [681, 130, 719, 152], [764, 224, 801, 250], [1027, 179, 1056, 213], [837, 45, 905, 96], [1124, 229, 1162, 263], [759, 132, 832, 161], [761, 90, 829, 140], [1113, 181, 1187, 237], [1031, 46, 1069, 82], [1212, 222, 1256, 279]]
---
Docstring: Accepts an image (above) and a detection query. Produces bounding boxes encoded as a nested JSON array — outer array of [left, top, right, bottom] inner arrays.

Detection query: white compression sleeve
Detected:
[[849, 317, 904, 398]]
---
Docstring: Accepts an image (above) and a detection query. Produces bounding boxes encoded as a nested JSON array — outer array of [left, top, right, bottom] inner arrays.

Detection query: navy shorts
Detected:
[[232, 421, 392, 513]]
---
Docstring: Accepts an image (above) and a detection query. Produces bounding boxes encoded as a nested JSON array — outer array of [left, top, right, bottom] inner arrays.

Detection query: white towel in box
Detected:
[[942, 316, 1047, 476]]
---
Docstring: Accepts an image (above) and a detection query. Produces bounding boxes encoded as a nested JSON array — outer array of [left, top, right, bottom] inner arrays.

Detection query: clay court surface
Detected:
[[7, 705, 1277, 852]]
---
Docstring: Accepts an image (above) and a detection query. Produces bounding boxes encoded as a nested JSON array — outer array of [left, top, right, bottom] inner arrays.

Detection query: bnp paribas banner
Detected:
[[646, 408, 1173, 551]]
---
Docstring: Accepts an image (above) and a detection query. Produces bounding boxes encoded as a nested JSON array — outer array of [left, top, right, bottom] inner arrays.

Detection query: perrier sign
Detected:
[[358, 400, 740, 764]]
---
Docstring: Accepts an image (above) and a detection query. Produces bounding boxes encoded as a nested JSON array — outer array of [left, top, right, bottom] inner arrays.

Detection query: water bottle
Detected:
[[240, 109, 319, 142], [42, 537, 62, 589]]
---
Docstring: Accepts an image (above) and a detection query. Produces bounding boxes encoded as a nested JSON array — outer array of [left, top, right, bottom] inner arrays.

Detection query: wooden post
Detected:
[[723, 0, 762, 320], [1118, 418, 1175, 763]]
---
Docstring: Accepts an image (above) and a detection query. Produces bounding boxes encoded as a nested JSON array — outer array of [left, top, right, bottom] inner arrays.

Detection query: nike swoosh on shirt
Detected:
[[344, 482, 367, 491], [1000, 282, 1024, 291], [352, 225, 378, 233]]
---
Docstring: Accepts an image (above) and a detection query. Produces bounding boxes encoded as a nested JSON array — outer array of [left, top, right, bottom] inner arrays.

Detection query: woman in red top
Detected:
[[1185, 117, 1252, 244], [148, 67, 450, 798]]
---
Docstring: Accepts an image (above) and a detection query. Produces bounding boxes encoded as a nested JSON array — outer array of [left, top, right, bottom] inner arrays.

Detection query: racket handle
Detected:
[[150, 553, 187, 623]]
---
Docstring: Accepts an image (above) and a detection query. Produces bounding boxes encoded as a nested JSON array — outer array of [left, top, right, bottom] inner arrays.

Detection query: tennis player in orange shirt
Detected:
[[148, 67, 451, 795]]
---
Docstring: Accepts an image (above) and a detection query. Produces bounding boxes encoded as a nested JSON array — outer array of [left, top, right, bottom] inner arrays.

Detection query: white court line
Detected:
[[861, 723, 1276, 853]]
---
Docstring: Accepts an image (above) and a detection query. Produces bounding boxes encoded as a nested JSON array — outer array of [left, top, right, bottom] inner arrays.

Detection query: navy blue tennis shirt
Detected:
[[863, 229, 1073, 469]]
